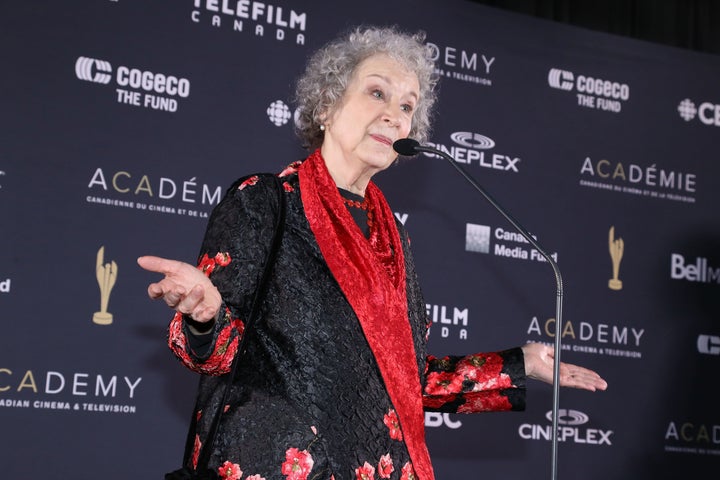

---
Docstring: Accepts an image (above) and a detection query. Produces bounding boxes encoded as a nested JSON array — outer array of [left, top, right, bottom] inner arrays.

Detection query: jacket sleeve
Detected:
[[167, 174, 281, 376], [422, 348, 526, 413]]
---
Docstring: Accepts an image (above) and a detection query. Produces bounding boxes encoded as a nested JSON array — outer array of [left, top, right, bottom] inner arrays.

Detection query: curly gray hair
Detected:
[[293, 25, 439, 150]]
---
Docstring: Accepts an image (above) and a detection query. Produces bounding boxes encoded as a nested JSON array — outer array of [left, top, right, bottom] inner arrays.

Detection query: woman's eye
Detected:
[[372, 89, 384, 99], [401, 104, 414, 113]]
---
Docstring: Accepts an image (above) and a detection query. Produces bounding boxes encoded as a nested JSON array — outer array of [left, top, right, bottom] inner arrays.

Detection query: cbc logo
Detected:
[[266, 100, 292, 126], [546, 408, 589, 425], [548, 68, 630, 100], [678, 98, 720, 126], [450, 131, 495, 149], [75, 56, 112, 84]]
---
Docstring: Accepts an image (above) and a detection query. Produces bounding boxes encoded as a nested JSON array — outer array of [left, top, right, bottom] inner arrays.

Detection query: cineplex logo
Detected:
[[548, 67, 630, 113], [424, 131, 521, 173], [75, 56, 191, 113], [519, 409, 613, 445]]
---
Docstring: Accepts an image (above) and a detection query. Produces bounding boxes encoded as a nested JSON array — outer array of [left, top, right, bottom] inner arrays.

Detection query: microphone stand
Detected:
[[399, 142, 563, 480]]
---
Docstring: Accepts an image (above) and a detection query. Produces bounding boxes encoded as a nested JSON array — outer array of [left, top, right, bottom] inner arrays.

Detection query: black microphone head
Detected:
[[393, 138, 421, 156]]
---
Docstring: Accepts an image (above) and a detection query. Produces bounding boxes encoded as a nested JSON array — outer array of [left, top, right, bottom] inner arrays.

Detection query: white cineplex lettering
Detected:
[[576, 75, 630, 100], [518, 424, 613, 445], [116, 67, 190, 97], [698, 102, 720, 126], [0, 369, 141, 398], [697, 335, 720, 355], [670, 253, 720, 283]]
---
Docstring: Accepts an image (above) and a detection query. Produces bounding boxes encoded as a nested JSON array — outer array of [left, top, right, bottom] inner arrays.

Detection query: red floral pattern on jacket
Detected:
[[166, 168, 527, 479]]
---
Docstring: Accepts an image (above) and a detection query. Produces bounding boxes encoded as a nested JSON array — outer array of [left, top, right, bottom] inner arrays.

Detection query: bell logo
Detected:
[[75, 56, 112, 84]]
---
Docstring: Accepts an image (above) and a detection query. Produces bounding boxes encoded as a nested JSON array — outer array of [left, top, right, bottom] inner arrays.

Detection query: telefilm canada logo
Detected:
[[190, 0, 308, 45], [677, 98, 720, 127], [547, 67, 630, 113], [425, 131, 521, 173], [75, 56, 191, 112]]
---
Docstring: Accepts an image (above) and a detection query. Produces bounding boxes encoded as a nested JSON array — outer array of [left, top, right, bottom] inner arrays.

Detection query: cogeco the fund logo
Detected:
[[75, 56, 191, 113], [548, 67, 630, 113], [75, 57, 112, 84]]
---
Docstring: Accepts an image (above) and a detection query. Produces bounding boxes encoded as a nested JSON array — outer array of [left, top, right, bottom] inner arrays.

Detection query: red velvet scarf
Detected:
[[298, 149, 433, 480]]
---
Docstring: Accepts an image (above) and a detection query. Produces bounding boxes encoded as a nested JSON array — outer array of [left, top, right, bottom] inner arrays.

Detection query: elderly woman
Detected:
[[138, 26, 606, 480]]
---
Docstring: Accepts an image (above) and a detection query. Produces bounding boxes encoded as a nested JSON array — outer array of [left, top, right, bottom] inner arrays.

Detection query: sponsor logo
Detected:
[[526, 317, 645, 359], [75, 56, 191, 113], [267, 100, 293, 126], [425, 412, 462, 429], [670, 254, 720, 284], [426, 303, 469, 341], [75, 56, 112, 84], [579, 157, 697, 204], [678, 98, 720, 127], [466, 223, 557, 264], [190, 0, 308, 45], [0, 367, 141, 415], [547, 67, 630, 113], [608, 226, 624, 290], [426, 131, 521, 173], [86, 167, 222, 219], [427, 41, 495, 87], [519, 408, 613, 445], [93, 246, 117, 326], [698, 335, 720, 355], [664, 420, 720, 455]]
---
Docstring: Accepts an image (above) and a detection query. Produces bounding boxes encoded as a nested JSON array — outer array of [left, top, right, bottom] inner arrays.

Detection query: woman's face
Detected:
[[321, 54, 420, 173]]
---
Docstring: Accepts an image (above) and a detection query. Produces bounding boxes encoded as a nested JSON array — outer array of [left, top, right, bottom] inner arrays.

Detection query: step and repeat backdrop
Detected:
[[2, 0, 719, 478]]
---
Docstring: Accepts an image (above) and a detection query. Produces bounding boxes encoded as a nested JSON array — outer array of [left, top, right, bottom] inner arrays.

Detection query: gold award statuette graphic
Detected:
[[608, 226, 623, 290], [93, 246, 118, 325]]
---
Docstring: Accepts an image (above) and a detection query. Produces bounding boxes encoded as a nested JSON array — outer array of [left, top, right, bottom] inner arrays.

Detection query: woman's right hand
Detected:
[[137, 255, 221, 323]]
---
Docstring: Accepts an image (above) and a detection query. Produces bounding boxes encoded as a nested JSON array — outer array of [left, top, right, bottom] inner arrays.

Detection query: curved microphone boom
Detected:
[[394, 138, 565, 480]]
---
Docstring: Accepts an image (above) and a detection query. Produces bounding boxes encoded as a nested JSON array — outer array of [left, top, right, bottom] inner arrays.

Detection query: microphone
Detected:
[[394, 138, 565, 480]]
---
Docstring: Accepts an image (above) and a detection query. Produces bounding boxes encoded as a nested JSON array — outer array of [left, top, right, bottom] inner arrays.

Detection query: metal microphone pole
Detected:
[[396, 140, 563, 480]]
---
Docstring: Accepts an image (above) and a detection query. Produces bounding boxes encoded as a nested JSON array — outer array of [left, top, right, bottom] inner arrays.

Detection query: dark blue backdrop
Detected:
[[2, 1, 719, 478]]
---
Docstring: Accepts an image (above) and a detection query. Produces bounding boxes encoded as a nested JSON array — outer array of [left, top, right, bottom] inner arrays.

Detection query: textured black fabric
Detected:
[[170, 169, 526, 479]]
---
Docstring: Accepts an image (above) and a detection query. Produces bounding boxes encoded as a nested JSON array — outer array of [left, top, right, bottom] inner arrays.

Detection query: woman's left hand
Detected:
[[521, 342, 608, 391]]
